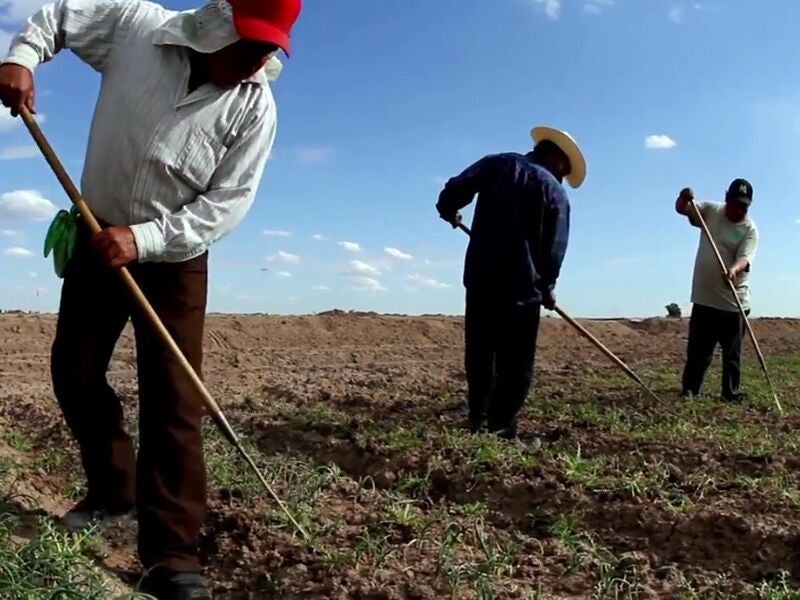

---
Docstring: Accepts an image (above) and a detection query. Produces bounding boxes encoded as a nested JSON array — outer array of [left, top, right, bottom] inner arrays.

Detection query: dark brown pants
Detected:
[[51, 225, 208, 572]]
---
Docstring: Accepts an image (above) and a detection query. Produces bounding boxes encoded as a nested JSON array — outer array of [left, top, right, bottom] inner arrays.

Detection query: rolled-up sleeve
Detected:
[[130, 98, 277, 263]]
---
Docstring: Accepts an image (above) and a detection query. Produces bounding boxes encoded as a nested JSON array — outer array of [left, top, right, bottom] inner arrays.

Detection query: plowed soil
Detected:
[[2, 311, 800, 599]]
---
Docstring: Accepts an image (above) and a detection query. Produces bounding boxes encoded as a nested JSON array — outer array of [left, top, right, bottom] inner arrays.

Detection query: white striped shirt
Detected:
[[2, 0, 277, 262]]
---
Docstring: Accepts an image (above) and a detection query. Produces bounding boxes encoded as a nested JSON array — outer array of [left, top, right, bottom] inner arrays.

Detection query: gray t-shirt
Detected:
[[689, 201, 759, 312]]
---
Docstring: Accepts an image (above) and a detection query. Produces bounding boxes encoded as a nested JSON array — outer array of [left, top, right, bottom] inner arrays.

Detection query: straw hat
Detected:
[[530, 126, 587, 189]]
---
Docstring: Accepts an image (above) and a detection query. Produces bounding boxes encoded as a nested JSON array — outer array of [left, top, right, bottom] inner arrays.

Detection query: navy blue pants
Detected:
[[464, 292, 541, 431]]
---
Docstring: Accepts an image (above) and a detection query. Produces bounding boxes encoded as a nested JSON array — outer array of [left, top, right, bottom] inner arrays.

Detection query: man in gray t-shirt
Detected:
[[675, 179, 759, 402]]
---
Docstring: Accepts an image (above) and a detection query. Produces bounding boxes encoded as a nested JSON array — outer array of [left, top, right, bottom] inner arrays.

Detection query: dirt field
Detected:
[[1, 311, 800, 599]]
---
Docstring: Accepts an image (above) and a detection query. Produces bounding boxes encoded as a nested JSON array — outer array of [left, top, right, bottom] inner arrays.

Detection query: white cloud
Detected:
[[295, 146, 335, 165], [385, 247, 413, 261], [313, 285, 330, 291], [267, 250, 301, 264], [263, 229, 291, 237], [645, 134, 677, 150], [0, 106, 45, 132], [795, 219, 800, 225], [350, 276, 386, 293], [669, 6, 683, 22], [0, 106, 18, 133], [338, 241, 361, 253], [312, 234, 328, 241], [346, 260, 381, 276], [407, 273, 452, 290], [0, 229, 22, 237], [533, 0, 562, 19], [0, 145, 37, 160], [583, 0, 613, 14], [0, 189, 58, 220], [276, 271, 292, 278], [28, 270, 36, 277], [3, 246, 33, 258]]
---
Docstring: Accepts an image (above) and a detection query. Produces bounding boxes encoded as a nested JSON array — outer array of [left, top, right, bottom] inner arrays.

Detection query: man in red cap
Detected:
[[0, 0, 301, 597]]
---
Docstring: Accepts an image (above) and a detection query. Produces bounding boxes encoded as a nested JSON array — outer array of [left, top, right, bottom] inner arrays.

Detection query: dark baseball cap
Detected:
[[726, 178, 753, 206]]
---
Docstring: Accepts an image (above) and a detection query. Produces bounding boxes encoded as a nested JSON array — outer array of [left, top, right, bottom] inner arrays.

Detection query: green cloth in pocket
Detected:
[[44, 206, 79, 278]]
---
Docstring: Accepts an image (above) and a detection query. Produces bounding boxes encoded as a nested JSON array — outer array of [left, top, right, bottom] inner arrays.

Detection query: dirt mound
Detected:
[[625, 317, 686, 336]]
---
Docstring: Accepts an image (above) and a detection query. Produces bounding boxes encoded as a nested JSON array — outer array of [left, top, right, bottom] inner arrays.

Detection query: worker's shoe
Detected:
[[721, 392, 747, 404], [62, 497, 134, 532], [488, 421, 518, 440], [138, 570, 212, 600]]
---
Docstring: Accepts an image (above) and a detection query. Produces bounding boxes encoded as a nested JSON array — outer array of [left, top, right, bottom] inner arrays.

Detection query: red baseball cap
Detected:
[[228, 0, 302, 56]]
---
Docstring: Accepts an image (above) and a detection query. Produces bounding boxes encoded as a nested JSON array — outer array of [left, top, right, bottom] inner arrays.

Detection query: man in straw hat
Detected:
[[675, 179, 759, 404], [0, 0, 301, 596], [436, 126, 586, 440]]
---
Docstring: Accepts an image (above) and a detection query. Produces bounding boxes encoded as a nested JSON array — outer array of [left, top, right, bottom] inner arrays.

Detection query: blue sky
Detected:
[[1, 0, 799, 317]]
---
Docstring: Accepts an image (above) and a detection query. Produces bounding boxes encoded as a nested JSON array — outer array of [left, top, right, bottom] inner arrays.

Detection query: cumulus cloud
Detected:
[[669, 3, 710, 23], [338, 241, 361, 253], [0, 229, 22, 237], [295, 146, 335, 165], [407, 273, 452, 290], [0, 145, 38, 160], [3, 246, 33, 258], [0, 189, 58, 220], [533, 0, 561, 19], [276, 271, 292, 278], [385, 247, 413, 261], [263, 229, 291, 237], [313, 285, 331, 291], [346, 260, 381, 277], [0, 106, 45, 132], [312, 234, 328, 241], [583, 0, 613, 14], [350, 276, 386, 292], [267, 250, 301, 264], [645, 134, 677, 150]]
